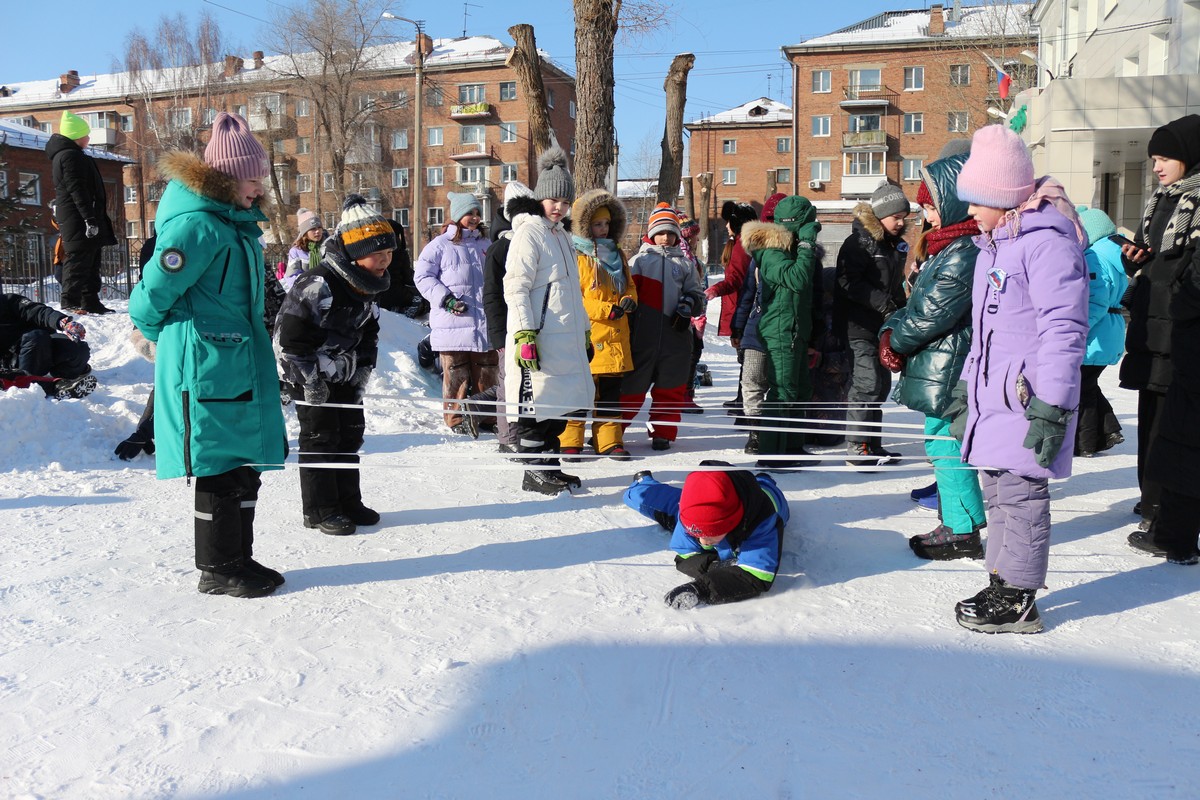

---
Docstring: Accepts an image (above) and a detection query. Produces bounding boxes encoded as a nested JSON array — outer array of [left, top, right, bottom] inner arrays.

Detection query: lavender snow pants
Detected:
[[981, 470, 1051, 590]]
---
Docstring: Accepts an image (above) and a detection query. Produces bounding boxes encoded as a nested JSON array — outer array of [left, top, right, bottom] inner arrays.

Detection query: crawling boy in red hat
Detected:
[[623, 464, 789, 608]]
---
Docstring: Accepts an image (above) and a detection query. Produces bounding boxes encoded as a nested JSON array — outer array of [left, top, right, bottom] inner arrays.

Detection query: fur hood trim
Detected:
[[505, 195, 543, 222], [853, 202, 886, 242], [571, 189, 627, 242], [157, 151, 270, 211], [129, 328, 156, 363], [740, 220, 794, 253]]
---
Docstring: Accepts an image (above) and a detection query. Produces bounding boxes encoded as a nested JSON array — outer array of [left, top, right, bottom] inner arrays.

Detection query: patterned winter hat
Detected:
[[870, 182, 909, 219], [679, 472, 743, 539], [647, 203, 681, 240], [60, 110, 90, 141], [956, 125, 1036, 210], [675, 207, 698, 236], [204, 112, 269, 181], [336, 193, 397, 260], [532, 146, 575, 202]]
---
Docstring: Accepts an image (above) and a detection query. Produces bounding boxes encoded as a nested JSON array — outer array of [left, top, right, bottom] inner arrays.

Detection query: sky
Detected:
[[1, 0, 904, 175]]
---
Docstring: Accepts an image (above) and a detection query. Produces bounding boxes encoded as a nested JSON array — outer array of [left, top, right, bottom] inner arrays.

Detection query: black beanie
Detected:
[[720, 200, 758, 236], [1147, 114, 1200, 170]]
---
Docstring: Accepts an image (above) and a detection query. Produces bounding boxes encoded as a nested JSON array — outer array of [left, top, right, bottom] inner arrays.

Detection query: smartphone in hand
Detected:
[[1107, 234, 1139, 248], [1109, 233, 1150, 261]]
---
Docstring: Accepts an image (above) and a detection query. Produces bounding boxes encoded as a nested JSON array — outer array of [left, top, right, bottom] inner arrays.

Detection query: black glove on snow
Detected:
[[664, 581, 709, 610], [114, 434, 153, 461]]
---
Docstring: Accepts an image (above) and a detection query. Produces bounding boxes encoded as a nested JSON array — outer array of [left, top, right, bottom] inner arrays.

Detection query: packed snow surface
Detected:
[[2, 301, 1198, 799]]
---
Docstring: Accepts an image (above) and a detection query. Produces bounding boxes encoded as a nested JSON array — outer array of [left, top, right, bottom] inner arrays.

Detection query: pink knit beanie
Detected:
[[204, 112, 269, 180], [955, 125, 1036, 209]]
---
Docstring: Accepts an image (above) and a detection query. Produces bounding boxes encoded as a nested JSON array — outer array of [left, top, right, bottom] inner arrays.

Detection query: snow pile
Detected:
[[2, 300, 1199, 799]]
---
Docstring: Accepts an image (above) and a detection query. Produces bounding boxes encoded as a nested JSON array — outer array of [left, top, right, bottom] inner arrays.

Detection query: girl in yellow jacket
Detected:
[[561, 189, 638, 460]]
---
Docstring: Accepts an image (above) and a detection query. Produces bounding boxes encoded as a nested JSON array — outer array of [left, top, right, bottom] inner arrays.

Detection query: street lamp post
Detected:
[[381, 12, 425, 250]]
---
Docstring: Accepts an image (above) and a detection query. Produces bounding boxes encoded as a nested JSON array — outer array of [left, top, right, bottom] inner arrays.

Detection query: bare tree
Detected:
[[505, 24, 553, 156], [265, 0, 397, 203], [655, 53, 693, 205], [573, 0, 670, 195]]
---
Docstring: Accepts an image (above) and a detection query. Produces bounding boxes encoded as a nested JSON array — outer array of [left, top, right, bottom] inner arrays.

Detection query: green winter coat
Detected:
[[883, 154, 978, 419], [129, 152, 286, 479], [741, 195, 822, 354]]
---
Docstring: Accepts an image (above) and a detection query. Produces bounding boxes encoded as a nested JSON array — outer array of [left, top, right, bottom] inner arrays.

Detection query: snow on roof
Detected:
[[615, 179, 684, 200], [790, 3, 1033, 49], [0, 36, 520, 109], [689, 97, 792, 126], [0, 118, 132, 161]]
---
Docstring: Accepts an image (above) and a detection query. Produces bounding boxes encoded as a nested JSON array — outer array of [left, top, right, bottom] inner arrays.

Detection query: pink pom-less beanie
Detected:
[[204, 112, 269, 181], [955, 125, 1036, 210]]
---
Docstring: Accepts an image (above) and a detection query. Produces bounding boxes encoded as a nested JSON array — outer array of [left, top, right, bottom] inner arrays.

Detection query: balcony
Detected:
[[89, 127, 118, 147], [249, 112, 293, 136], [345, 142, 383, 165], [450, 102, 492, 119], [449, 144, 493, 162], [842, 130, 888, 150], [841, 174, 887, 197], [840, 85, 897, 109]]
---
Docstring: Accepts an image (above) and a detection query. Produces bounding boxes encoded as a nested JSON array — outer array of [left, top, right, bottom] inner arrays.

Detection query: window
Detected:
[[147, 181, 165, 201], [903, 113, 924, 134], [0, 171, 7, 198], [904, 66, 925, 91], [167, 107, 192, 129], [296, 137, 311, 154], [394, 89, 409, 108], [902, 158, 923, 181], [393, 208, 410, 227], [323, 172, 335, 191], [120, 114, 134, 132], [296, 98, 310, 117], [501, 163, 518, 183], [569, 100, 576, 119], [460, 125, 486, 145], [296, 174, 312, 193], [950, 64, 971, 86], [426, 166, 444, 186], [459, 165, 486, 184], [17, 173, 39, 205], [392, 129, 409, 150], [428, 127, 443, 146], [324, 212, 336, 228], [126, 220, 140, 239], [948, 111, 969, 132], [500, 81, 517, 101], [426, 87, 444, 107], [849, 68, 881, 89], [355, 93, 375, 112], [500, 122, 517, 143], [428, 207, 444, 226], [777, 137, 792, 153], [146, 220, 156, 238], [458, 84, 485, 104], [812, 70, 831, 93], [272, 139, 286, 154], [123, 185, 137, 203], [775, 168, 792, 184], [848, 114, 880, 132], [235, 104, 247, 119], [722, 139, 737, 155], [845, 151, 884, 176], [810, 160, 832, 182], [546, 89, 555, 108], [811, 115, 831, 137], [350, 171, 365, 190], [721, 168, 737, 185], [392, 168, 410, 188]]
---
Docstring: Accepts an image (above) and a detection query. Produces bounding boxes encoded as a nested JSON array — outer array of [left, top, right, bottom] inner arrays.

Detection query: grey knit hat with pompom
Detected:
[[532, 146, 574, 202]]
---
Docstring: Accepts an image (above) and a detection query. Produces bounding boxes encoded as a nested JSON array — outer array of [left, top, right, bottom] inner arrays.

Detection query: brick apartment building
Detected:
[[0, 118, 129, 298], [0, 35, 576, 257]]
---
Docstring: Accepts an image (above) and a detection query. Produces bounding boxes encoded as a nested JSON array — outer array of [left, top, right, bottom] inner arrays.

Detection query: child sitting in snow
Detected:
[[623, 464, 789, 608], [276, 194, 395, 536]]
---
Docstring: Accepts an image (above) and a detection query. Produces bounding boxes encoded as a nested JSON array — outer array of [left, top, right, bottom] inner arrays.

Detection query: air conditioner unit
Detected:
[[808, 179, 824, 190]]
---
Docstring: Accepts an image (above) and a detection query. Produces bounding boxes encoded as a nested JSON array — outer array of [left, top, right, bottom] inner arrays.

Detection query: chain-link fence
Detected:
[[0, 231, 137, 304]]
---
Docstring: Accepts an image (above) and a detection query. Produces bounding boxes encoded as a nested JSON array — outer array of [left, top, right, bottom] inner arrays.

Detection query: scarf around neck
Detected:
[[922, 218, 981, 259], [574, 234, 626, 293], [1142, 165, 1200, 255]]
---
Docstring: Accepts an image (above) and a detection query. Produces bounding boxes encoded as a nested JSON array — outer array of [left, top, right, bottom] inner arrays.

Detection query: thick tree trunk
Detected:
[[696, 171, 713, 264], [656, 53, 694, 206], [573, 0, 619, 194], [682, 176, 695, 222], [506, 24, 553, 159]]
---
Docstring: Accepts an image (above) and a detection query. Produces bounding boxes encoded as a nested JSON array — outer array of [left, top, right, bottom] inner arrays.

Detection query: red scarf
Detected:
[[922, 218, 980, 259]]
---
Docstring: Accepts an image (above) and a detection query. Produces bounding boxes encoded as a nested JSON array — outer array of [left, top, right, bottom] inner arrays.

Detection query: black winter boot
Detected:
[[744, 432, 760, 455], [335, 469, 379, 526], [522, 470, 571, 495], [240, 501, 284, 587], [910, 525, 984, 561], [304, 513, 357, 535], [956, 578, 1042, 634], [198, 569, 276, 598]]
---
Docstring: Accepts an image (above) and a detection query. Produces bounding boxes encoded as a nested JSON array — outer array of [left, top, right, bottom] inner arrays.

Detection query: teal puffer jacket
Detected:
[[129, 152, 286, 479]]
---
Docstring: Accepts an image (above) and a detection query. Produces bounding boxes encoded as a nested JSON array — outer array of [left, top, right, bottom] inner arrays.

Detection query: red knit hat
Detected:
[[679, 472, 743, 539], [916, 180, 933, 209], [762, 192, 787, 222]]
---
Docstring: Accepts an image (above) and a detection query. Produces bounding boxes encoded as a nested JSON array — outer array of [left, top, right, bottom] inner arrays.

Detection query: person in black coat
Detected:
[[482, 182, 540, 452], [0, 293, 95, 398], [375, 219, 420, 315], [45, 111, 117, 315], [834, 181, 910, 466]]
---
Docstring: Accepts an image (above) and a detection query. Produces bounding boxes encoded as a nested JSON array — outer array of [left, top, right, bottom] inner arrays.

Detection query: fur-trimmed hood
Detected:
[[740, 220, 793, 253], [157, 151, 270, 211], [571, 189, 627, 242], [852, 202, 887, 242]]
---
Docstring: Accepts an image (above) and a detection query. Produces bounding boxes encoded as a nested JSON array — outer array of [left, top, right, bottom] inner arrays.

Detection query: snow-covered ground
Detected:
[[3, 301, 1199, 800]]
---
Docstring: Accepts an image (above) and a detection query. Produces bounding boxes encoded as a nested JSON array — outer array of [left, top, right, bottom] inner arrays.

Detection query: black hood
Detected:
[[44, 133, 83, 161]]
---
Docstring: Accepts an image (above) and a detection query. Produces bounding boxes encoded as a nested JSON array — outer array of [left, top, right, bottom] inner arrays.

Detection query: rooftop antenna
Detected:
[[462, 2, 481, 37], [766, 73, 772, 98]]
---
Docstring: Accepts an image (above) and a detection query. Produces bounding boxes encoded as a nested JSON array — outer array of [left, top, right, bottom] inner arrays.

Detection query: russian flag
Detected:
[[981, 52, 1012, 99]]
